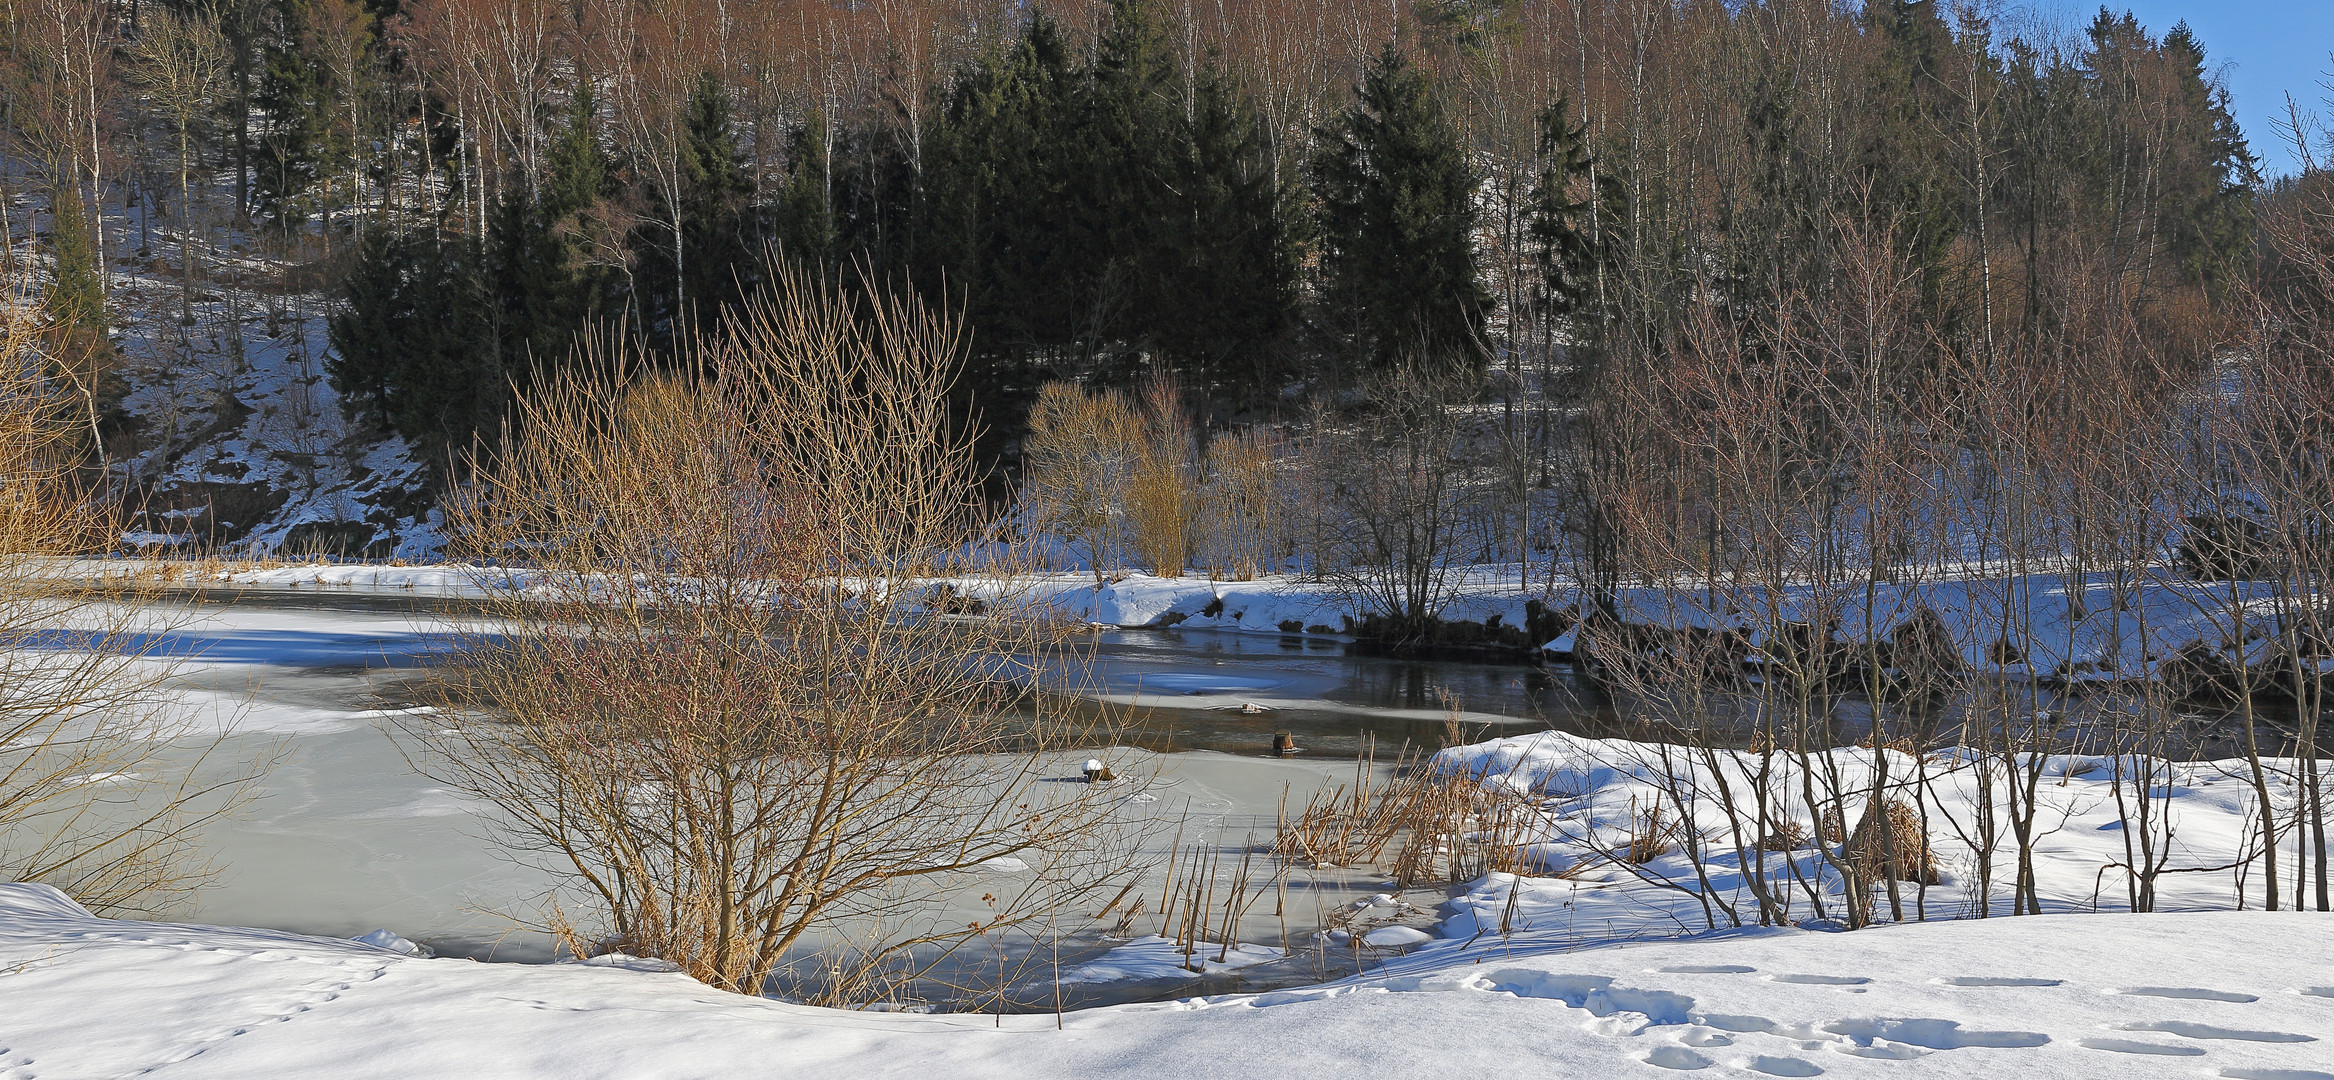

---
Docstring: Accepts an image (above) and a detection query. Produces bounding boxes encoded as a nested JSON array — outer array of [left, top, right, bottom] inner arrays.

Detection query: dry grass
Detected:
[[1274, 740, 1555, 888], [1817, 806, 1846, 846], [1845, 797, 1938, 886], [1623, 800, 1675, 864], [1757, 818, 1809, 852]]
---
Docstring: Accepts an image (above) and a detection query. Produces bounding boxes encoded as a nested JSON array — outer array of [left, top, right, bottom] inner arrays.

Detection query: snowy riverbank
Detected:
[[2, 881, 2327, 1078], [80, 557, 2333, 692]]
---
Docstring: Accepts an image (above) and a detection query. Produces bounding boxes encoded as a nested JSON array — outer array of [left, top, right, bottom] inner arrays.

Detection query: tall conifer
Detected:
[[1310, 45, 1487, 372]]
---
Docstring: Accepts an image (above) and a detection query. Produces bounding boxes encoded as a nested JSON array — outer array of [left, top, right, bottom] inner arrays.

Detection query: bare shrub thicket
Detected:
[[1198, 427, 1283, 581], [1319, 368, 1485, 640], [1124, 377, 1198, 577], [1556, 212, 2240, 930], [2213, 136, 2334, 911], [1022, 377, 1299, 582], [0, 285, 261, 915], [1022, 381, 1138, 585], [421, 270, 1149, 1002]]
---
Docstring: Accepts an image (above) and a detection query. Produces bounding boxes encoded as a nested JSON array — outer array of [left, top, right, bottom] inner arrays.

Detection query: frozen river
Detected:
[[115, 588, 1599, 992]]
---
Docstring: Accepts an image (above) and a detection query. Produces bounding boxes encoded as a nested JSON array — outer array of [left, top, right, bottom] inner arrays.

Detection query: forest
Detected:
[[0, 0, 2266, 464]]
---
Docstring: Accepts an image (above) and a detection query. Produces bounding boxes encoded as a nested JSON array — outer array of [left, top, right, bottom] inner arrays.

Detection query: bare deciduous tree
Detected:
[[421, 268, 1149, 1001], [0, 282, 263, 916], [128, 5, 227, 326]]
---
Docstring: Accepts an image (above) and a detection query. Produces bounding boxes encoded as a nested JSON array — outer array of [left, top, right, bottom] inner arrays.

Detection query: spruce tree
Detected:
[[45, 187, 107, 340], [1527, 93, 1614, 331], [923, 16, 1083, 357], [774, 110, 836, 271], [1310, 44, 1487, 372], [252, 0, 350, 228], [484, 89, 614, 381], [2157, 22, 2258, 291], [45, 185, 115, 432], [636, 72, 753, 344], [327, 230, 497, 474], [1152, 67, 1296, 406], [917, 16, 1088, 466], [1858, 0, 1962, 301], [1082, 0, 1178, 379]]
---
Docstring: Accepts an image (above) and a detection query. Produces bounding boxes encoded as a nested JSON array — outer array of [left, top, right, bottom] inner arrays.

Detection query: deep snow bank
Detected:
[[1, 882, 2328, 1079], [1431, 730, 2304, 929]]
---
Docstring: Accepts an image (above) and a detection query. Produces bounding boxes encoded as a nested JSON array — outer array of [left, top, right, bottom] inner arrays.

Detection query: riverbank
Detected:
[[66, 557, 2333, 693], [4, 881, 2325, 1079]]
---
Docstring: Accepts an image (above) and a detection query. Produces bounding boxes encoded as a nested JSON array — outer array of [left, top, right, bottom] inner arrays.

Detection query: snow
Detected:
[[1360, 925, 1433, 947], [1054, 935, 1285, 984], [2, 590, 2330, 1074], [1432, 729, 2309, 927], [1, 881, 2328, 1078], [108, 280, 439, 557], [349, 929, 428, 957], [950, 566, 2319, 691]]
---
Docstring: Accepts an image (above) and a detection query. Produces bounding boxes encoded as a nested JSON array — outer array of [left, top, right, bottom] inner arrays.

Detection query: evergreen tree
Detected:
[[251, 0, 351, 228], [45, 187, 106, 339], [1310, 44, 1487, 372], [1150, 67, 1296, 406], [1858, 0, 1962, 304], [773, 110, 836, 271], [543, 85, 610, 223], [636, 71, 754, 344], [1081, 0, 1178, 379], [1527, 92, 1616, 331], [483, 89, 615, 380], [45, 185, 116, 431], [327, 230, 497, 472], [2157, 21, 2258, 291], [922, 15, 1084, 360]]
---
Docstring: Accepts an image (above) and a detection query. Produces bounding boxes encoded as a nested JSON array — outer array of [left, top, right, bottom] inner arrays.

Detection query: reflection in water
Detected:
[[1086, 628, 1618, 759]]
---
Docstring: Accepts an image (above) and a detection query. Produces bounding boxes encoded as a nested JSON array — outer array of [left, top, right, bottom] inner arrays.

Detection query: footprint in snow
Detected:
[[1936, 976, 2062, 988], [1738, 1055, 1823, 1077], [2075, 1037, 2205, 1056], [1642, 1046, 1712, 1070], [2118, 1020, 2316, 1043], [2108, 986, 2258, 1002], [1768, 973, 1871, 986], [1656, 964, 1755, 974], [1696, 1014, 1779, 1033], [1823, 1017, 2050, 1051]]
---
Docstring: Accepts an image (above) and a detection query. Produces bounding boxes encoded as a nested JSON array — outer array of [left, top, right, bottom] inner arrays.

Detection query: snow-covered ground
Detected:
[[97, 225, 441, 558], [1431, 729, 2309, 930], [2, 881, 2327, 1078]]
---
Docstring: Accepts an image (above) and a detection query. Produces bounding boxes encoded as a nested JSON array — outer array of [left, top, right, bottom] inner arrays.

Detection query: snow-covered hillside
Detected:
[[0, 882, 2326, 1079], [102, 239, 441, 558]]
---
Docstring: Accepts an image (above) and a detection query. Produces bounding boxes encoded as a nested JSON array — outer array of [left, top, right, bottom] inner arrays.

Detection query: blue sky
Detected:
[[2055, 2, 2334, 177]]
